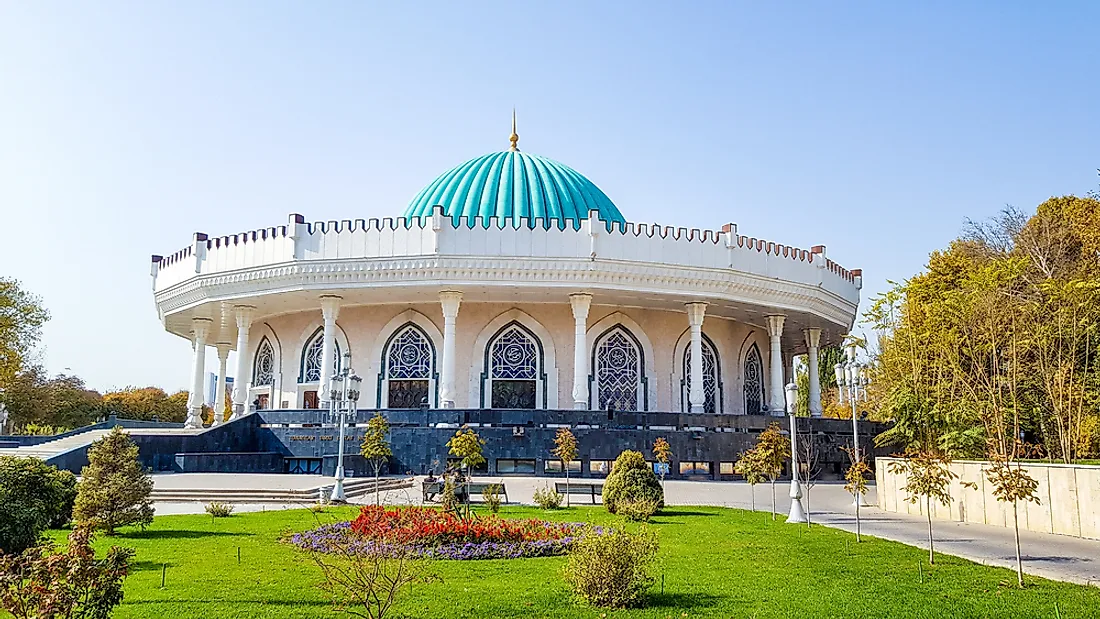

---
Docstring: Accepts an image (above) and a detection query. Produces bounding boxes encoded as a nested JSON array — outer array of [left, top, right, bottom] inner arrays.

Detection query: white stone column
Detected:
[[685, 302, 708, 413], [765, 315, 786, 416], [230, 305, 255, 419], [438, 291, 463, 409], [318, 295, 343, 405], [185, 318, 212, 429], [570, 294, 592, 409], [804, 328, 823, 417], [212, 343, 230, 426]]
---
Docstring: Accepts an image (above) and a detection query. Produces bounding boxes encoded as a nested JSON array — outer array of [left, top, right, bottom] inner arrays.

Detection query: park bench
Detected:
[[422, 480, 509, 504], [554, 481, 603, 504]]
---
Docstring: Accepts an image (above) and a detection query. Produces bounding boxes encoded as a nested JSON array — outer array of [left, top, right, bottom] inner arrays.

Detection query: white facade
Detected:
[[151, 207, 861, 425]]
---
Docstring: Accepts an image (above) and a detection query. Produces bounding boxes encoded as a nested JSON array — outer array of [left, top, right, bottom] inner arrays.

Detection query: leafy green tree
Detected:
[[359, 412, 392, 505], [0, 278, 49, 387], [869, 197, 1100, 463], [651, 437, 672, 489], [102, 386, 188, 423], [552, 428, 578, 506], [843, 448, 871, 542], [73, 427, 154, 535], [733, 448, 767, 512], [446, 426, 485, 516], [0, 457, 77, 554], [753, 423, 788, 520], [1, 367, 104, 432], [888, 451, 958, 565]]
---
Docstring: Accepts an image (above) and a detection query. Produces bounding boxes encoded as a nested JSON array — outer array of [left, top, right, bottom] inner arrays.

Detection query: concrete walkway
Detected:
[[148, 473, 1100, 587]]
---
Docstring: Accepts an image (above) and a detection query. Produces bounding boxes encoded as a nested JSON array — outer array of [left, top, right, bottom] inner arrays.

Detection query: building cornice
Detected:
[[154, 255, 858, 330]]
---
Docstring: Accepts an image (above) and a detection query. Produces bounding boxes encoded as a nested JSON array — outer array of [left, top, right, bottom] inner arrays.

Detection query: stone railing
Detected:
[[151, 209, 862, 306], [875, 457, 1100, 540]]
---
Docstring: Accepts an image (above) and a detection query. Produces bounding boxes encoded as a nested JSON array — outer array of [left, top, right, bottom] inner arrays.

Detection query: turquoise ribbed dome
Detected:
[[404, 150, 625, 229]]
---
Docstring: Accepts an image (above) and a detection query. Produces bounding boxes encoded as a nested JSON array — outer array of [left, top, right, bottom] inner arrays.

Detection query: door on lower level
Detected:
[[388, 379, 429, 408], [285, 458, 322, 474], [303, 390, 319, 409]]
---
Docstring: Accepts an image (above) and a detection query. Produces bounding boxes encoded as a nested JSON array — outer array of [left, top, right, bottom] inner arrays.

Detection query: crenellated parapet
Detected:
[[152, 206, 861, 311]]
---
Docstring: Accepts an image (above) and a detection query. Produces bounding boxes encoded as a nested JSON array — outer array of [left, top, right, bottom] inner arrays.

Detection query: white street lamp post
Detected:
[[785, 381, 807, 523], [329, 352, 362, 504], [836, 343, 871, 507]]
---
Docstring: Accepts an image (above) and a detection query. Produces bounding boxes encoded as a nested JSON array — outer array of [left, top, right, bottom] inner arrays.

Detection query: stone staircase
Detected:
[[149, 477, 414, 503], [0, 427, 206, 461]]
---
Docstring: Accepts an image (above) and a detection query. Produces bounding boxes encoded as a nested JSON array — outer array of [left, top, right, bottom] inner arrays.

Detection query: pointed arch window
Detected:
[[683, 336, 722, 414], [253, 338, 274, 387], [483, 323, 543, 409], [744, 343, 765, 415], [301, 328, 340, 383], [593, 327, 646, 412], [381, 324, 436, 408]]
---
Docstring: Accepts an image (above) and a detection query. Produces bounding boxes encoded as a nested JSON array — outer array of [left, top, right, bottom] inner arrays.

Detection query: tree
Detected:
[[733, 448, 766, 512], [843, 448, 872, 542], [552, 428, 578, 507], [1, 367, 103, 432], [102, 386, 188, 423], [0, 456, 77, 554], [651, 437, 672, 489], [869, 198, 1100, 463], [446, 426, 485, 516], [73, 427, 154, 535], [0, 526, 134, 619], [797, 434, 823, 527], [360, 412, 392, 505], [0, 278, 49, 386], [888, 451, 958, 565], [984, 457, 1039, 587], [753, 423, 788, 520]]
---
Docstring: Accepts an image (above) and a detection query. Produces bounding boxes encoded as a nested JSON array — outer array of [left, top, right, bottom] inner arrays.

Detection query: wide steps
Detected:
[[150, 477, 413, 503]]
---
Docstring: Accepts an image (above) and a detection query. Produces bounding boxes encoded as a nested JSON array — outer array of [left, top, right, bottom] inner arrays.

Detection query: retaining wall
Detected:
[[875, 457, 1100, 540]]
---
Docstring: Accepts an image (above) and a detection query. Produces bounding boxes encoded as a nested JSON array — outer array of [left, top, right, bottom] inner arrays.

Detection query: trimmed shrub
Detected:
[[205, 502, 235, 518], [0, 456, 79, 554], [603, 451, 664, 514], [533, 485, 564, 510], [563, 525, 659, 608], [618, 498, 659, 522]]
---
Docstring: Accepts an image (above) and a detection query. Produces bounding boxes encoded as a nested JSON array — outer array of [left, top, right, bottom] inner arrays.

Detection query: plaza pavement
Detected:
[[148, 473, 1100, 587]]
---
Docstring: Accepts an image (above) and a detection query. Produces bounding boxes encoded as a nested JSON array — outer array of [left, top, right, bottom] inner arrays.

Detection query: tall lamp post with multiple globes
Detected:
[[835, 342, 871, 506], [785, 381, 807, 523], [328, 351, 362, 504]]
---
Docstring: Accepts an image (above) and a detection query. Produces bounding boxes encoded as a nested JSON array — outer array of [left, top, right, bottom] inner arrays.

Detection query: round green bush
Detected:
[[603, 452, 664, 514], [0, 456, 78, 553], [610, 450, 648, 474]]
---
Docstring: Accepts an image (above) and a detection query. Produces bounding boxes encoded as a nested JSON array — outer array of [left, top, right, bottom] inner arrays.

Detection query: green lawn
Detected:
[[40, 505, 1100, 619]]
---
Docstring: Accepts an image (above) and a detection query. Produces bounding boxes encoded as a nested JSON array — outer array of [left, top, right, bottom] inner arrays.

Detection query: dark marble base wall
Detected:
[[174, 451, 284, 473], [41, 410, 891, 480]]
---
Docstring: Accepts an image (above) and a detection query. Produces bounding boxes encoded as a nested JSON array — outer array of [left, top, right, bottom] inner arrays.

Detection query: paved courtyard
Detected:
[[149, 473, 1100, 587]]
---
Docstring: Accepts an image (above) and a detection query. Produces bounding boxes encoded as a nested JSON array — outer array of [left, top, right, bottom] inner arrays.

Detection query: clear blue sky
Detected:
[[1, 2, 1097, 392]]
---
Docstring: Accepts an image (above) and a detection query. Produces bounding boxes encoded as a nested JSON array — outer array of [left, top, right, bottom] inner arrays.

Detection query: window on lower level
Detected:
[[589, 460, 611, 475], [496, 459, 536, 474], [545, 460, 582, 473], [679, 461, 712, 476], [446, 457, 487, 474], [719, 461, 736, 475]]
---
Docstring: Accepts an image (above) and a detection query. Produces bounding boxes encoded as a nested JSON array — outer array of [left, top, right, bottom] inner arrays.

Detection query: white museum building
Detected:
[[151, 125, 862, 431]]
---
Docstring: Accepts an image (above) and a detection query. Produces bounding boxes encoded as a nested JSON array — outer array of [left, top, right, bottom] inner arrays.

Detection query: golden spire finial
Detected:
[[508, 109, 519, 152]]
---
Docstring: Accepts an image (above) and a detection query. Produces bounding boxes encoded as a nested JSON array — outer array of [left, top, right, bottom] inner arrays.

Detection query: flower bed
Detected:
[[290, 506, 600, 560]]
